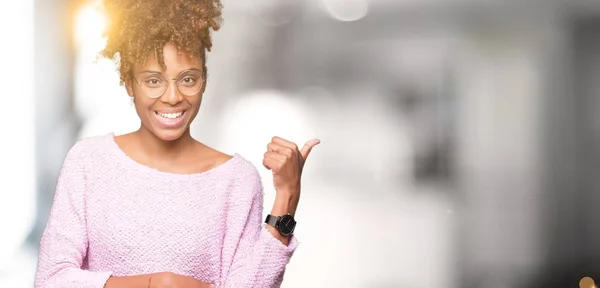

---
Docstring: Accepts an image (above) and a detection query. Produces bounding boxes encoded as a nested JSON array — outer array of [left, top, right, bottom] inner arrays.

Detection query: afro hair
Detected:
[[100, 0, 223, 84]]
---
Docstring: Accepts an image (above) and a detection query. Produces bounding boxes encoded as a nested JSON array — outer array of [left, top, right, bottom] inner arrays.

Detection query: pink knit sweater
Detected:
[[34, 134, 298, 288]]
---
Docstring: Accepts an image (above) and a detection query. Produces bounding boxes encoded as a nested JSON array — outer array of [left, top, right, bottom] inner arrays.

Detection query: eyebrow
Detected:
[[138, 68, 203, 76]]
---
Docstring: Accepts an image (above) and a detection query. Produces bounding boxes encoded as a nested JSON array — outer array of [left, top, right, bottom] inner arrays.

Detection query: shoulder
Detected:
[[224, 153, 264, 198], [197, 144, 261, 183], [62, 133, 113, 166], [230, 154, 261, 181], [200, 146, 235, 172]]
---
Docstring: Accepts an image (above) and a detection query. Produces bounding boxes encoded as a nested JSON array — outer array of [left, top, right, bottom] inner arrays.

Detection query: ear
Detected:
[[125, 78, 134, 96], [123, 73, 135, 96]]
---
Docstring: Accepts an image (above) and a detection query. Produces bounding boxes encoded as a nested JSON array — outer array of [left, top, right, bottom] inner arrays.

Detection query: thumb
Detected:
[[300, 139, 321, 160]]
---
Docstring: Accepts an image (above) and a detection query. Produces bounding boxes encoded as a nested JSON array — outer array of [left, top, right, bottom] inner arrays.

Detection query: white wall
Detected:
[[0, 0, 35, 272], [0, 0, 37, 286]]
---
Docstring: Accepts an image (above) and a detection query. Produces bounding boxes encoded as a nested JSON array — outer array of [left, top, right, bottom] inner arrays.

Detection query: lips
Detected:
[[153, 110, 187, 128], [156, 111, 183, 119]]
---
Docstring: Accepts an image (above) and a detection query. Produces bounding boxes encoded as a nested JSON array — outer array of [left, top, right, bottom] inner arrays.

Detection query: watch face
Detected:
[[277, 214, 296, 236]]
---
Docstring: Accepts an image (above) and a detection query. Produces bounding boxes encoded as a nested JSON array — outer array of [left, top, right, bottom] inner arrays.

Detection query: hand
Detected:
[[263, 136, 320, 215], [151, 272, 214, 288]]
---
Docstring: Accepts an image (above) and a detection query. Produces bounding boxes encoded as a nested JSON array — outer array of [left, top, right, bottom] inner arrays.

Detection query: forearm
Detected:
[[221, 228, 297, 288], [106, 272, 213, 288], [104, 274, 152, 288], [220, 185, 298, 287]]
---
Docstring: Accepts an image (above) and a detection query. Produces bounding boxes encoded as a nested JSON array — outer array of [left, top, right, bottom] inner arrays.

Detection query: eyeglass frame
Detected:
[[130, 68, 207, 99]]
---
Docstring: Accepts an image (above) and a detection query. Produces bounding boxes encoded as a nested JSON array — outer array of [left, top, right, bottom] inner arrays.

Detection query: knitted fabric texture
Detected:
[[34, 133, 297, 288]]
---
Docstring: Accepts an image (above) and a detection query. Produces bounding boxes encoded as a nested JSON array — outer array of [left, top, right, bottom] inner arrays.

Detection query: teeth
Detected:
[[156, 111, 183, 119]]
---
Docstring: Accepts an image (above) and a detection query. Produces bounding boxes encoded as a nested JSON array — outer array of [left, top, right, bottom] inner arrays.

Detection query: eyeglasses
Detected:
[[132, 69, 205, 99]]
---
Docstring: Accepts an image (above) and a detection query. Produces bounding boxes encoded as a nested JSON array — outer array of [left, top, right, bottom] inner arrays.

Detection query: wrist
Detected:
[[265, 213, 296, 241], [271, 194, 297, 216], [277, 186, 300, 198]]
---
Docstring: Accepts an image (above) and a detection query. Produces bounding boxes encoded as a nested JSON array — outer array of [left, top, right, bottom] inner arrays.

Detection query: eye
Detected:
[[181, 77, 197, 85], [144, 78, 162, 86]]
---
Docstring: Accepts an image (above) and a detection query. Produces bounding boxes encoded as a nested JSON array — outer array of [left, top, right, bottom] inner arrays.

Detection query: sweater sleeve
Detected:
[[218, 167, 298, 288], [34, 142, 112, 288]]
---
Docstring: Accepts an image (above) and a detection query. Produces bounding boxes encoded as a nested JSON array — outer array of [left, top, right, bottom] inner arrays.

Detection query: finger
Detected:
[[263, 157, 283, 173], [263, 157, 273, 170], [272, 136, 298, 151], [263, 152, 273, 170], [300, 139, 321, 160], [264, 151, 285, 168], [267, 142, 293, 157], [262, 157, 270, 170], [264, 151, 286, 162]]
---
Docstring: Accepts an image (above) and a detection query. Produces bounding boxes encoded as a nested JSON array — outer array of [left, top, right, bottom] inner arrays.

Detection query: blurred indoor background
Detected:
[[2, 0, 600, 287]]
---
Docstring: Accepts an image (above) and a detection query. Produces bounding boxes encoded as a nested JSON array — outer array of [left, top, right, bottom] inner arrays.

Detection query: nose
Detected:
[[160, 79, 183, 105]]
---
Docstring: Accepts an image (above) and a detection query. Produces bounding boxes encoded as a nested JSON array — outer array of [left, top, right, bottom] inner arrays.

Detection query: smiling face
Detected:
[[126, 43, 206, 141]]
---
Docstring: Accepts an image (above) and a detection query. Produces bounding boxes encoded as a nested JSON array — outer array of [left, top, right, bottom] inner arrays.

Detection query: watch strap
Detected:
[[265, 214, 279, 227]]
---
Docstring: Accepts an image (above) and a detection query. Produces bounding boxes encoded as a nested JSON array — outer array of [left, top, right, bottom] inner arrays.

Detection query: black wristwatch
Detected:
[[265, 213, 296, 236]]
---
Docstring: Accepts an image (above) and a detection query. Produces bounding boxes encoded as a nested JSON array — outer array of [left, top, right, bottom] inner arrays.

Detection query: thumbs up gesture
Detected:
[[263, 136, 320, 216]]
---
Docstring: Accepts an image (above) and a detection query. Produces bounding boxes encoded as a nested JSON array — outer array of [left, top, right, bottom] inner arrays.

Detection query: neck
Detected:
[[134, 126, 195, 160]]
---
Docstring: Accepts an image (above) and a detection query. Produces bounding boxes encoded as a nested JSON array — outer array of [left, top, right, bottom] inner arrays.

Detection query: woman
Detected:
[[34, 0, 319, 287]]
